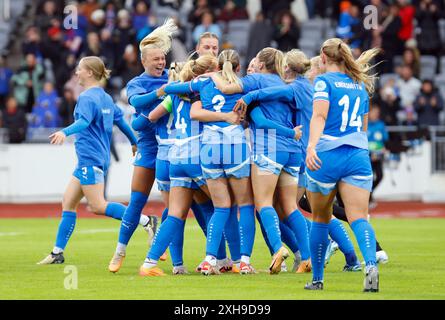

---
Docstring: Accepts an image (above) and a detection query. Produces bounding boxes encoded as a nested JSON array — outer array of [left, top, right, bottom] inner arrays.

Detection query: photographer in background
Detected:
[[368, 103, 389, 208]]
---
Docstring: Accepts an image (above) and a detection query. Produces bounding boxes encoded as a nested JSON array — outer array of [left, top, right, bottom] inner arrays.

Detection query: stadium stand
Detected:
[[0, 0, 444, 170]]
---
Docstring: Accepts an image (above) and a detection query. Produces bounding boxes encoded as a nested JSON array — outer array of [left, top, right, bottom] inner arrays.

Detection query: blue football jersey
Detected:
[[190, 77, 243, 128], [241, 73, 299, 153], [73, 87, 123, 170], [126, 71, 168, 152], [313, 72, 369, 152], [168, 94, 202, 160], [289, 76, 313, 151]]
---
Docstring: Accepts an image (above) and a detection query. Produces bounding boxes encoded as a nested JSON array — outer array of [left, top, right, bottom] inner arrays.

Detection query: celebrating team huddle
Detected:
[[38, 18, 382, 293]]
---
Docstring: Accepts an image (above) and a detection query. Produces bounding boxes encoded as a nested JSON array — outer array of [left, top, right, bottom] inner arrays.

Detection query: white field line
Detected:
[[0, 232, 25, 237], [77, 228, 117, 234]]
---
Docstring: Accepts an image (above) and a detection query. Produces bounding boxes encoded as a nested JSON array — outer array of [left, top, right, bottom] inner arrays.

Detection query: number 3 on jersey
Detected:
[[339, 94, 362, 132]]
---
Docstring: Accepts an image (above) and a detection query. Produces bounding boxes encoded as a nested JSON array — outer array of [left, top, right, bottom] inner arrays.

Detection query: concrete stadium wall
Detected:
[[0, 143, 161, 203], [0, 142, 444, 203]]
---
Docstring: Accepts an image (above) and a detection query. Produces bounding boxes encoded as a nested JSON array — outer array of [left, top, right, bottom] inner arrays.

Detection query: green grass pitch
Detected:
[[1, 217, 444, 300]]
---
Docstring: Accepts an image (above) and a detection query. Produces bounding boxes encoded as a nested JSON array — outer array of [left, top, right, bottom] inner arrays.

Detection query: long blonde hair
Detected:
[[139, 18, 177, 57], [218, 49, 240, 84], [256, 47, 285, 80], [179, 55, 218, 82], [285, 49, 311, 75], [79, 56, 111, 82], [321, 38, 380, 94]]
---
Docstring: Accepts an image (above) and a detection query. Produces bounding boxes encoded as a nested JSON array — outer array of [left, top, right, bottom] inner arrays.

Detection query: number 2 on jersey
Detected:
[[212, 95, 225, 112], [339, 94, 362, 132]]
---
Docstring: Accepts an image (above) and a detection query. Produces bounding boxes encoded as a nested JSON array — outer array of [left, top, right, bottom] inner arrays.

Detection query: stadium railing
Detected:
[[386, 125, 445, 174]]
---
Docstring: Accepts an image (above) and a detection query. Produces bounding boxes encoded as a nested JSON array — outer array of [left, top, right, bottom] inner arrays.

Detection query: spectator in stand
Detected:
[[158, 0, 184, 10], [416, 0, 442, 57], [396, 64, 422, 119], [136, 15, 157, 43], [261, 0, 293, 21], [246, 12, 273, 65], [114, 44, 143, 90], [113, 9, 136, 75], [402, 109, 418, 126], [314, 0, 333, 18], [336, 1, 354, 39], [133, 0, 151, 31], [41, 22, 66, 77], [55, 53, 77, 96], [395, 47, 420, 79], [192, 11, 222, 46], [88, 9, 106, 33], [59, 87, 76, 127], [370, 0, 388, 69], [336, 3, 365, 49], [80, 0, 101, 24], [104, 1, 117, 31], [30, 82, 61, 128], [64, 8, 88, 57], [188, 0, 212, 28], [396, 0, 415, 54], [379, 4, 402, 74], [22, 26, 43, 60], [11, 53, 46, 114], [377, 78, 402, 125], [218, 0, 249, 22], [414, 79, 444, 127], [84, 32, 103, 57], [273, 11, 300, 52], [36, 0, 60, 35], [1, 96, 27, 143], [0, 56, 13, 111], [100, 28, 117, 70], [367, 104, 388, 206]]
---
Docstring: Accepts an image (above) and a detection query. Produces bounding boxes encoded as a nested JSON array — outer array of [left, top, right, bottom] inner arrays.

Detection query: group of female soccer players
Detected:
[[39, 19, 381, 292]]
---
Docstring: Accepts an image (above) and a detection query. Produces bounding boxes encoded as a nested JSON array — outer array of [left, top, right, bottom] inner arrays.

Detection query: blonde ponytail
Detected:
[[321, 38, 380, 94], [218, 49, 240, 84], [80, 56, 111, 82], [139, 18, 177, 56]]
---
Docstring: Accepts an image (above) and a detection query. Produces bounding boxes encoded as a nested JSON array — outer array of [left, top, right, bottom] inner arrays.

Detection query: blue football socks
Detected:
[[285, 209, 311, 260], [351, 218, 377, 267], [54, 211, 77, 252], [258, 207, 282, 254], [310, 222, 330, 282], [239, 204, 255, 257]]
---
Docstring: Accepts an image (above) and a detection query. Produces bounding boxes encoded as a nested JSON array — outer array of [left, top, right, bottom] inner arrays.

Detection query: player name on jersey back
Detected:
[[333, 81, 363, 90]]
